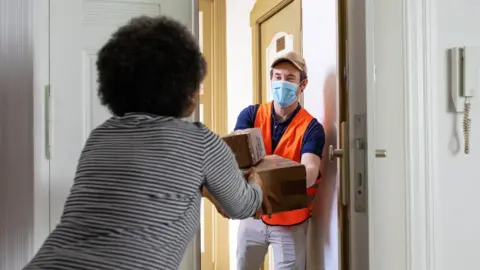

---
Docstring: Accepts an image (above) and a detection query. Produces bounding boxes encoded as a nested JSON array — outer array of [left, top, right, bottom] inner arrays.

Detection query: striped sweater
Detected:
[[24, 113, 262, 270]]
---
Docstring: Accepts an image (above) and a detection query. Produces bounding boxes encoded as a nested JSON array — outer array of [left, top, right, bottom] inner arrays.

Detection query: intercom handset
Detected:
[[450, 46, 478, 154]]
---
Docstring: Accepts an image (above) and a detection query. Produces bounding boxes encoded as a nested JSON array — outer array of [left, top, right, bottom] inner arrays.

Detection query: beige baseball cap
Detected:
[[270, 51, 307, 75]]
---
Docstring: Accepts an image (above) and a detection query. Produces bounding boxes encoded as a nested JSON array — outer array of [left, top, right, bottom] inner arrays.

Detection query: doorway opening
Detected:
[[224, 0, 370, 269]]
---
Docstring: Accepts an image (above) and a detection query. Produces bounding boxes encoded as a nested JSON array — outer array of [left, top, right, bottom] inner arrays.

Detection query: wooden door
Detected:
[[251, 0, 302, 106]]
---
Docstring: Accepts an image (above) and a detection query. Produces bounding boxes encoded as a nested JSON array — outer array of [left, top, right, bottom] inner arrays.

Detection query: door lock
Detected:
[[332, 147, 387, 158], [329, 116, 387, 213]]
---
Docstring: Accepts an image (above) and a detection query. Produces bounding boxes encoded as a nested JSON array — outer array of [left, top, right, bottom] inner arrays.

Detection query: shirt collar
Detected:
[[123, 112, 158, 119], [271, 101, 302, 125]]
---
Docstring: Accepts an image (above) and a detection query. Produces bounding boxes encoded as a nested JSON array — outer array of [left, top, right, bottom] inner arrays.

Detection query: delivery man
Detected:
[[234, 51, 325, 270]]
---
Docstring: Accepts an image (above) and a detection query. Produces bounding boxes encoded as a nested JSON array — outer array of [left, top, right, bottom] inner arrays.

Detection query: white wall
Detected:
[[226, 0, 256, 133], [225, 0, 256, 269], [369, 0, 480, 269], [302, 0, 339, 269], [434, 0, 480, 269]]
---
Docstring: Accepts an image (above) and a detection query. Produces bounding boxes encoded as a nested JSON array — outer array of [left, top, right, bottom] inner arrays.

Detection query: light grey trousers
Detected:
[[236, 218, 308, 270]]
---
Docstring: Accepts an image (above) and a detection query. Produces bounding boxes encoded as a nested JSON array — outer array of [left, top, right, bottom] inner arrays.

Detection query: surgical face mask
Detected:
[[271, 80, 299, 107]]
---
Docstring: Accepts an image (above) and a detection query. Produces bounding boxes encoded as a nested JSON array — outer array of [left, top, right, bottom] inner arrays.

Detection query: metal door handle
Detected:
[[45, 85, 51, 160], [328, 121, 349, 206], [329, 146, 344, 160], [375, 149, 387, 158]]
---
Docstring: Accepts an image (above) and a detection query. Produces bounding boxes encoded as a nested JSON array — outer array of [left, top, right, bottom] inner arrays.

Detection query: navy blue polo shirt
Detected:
[[234, 103, 325, 159]]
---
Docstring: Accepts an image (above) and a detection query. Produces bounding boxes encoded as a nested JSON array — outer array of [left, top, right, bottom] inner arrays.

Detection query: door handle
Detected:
[[45, 84, 51, 160], [329, 146, 344, 159], [328, 121, 349, 206], [375, 149, 387, 158]]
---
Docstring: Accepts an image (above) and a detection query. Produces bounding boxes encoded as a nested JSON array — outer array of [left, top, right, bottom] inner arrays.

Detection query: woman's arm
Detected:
[[201, 126, 262, 220], [202, 186, 229, 218]]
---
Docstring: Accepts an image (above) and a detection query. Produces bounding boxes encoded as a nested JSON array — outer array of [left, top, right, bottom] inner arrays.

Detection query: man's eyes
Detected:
[[273, 75, 297, 82]]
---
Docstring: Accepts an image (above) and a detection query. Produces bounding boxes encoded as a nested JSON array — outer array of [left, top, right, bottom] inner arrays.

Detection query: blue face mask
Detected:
[[271, 80, 299, 107]]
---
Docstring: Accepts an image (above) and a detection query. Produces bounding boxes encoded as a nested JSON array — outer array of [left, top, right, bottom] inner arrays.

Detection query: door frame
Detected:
[[343, 0, 373, 268], [199, 0, 229, 270], [209, 1, 230, 268], [250, 0, 303, 105], [337, 0, 350, 269], [32, 0, 51, 253]]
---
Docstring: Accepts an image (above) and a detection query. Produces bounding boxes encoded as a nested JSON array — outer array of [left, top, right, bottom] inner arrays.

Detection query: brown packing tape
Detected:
[[255, 175, 306, 195], [279, 179, 307, 196], [269, 194, 314, 213]]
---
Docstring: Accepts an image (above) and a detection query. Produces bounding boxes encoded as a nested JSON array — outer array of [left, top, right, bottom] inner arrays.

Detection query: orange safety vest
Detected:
[[254, 102, 319, 226]]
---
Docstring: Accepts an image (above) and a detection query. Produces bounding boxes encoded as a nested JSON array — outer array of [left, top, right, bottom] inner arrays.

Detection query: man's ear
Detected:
[[303, 78, 309, 87], [300, 79, 308, 93]]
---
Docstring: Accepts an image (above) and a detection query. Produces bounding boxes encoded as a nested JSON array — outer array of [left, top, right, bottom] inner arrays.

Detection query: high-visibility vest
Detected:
[[254, 102, 319, 226]]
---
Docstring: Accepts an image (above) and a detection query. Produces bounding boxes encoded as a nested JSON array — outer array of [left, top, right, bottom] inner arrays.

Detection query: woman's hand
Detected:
[[247, 170, 278, 219]]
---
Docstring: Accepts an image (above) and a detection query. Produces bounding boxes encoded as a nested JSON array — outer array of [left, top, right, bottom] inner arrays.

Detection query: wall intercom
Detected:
[[450, 46, 479, 155]]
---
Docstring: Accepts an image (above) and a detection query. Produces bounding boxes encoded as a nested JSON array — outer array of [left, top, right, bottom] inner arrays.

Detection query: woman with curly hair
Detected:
[[23, 16, 271, 270]]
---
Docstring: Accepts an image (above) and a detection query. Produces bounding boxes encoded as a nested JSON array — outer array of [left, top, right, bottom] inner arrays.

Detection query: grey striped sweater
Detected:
[[24, 114, 262, 270]]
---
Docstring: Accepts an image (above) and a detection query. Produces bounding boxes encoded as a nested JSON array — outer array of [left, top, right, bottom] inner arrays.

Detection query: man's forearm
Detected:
[[301, 153, 322, 187], [305, 165, 319, 187]]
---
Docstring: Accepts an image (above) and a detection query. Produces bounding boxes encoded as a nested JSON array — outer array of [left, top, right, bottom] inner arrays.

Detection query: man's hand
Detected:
[[253, 191, 279, 219]]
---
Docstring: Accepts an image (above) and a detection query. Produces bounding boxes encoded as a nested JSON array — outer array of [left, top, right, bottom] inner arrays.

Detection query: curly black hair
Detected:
[[96, 16, 206, 117]]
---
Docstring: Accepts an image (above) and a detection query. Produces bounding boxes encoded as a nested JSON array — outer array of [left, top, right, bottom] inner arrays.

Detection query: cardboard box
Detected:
[[266, 194, 314, 214], [252, 155, 312, 213], [221, 128, 266, 168]]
